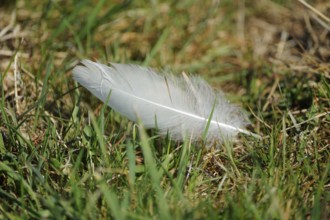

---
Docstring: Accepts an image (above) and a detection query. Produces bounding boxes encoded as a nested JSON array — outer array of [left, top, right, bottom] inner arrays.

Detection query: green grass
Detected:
[[0, 0, 329, 219]]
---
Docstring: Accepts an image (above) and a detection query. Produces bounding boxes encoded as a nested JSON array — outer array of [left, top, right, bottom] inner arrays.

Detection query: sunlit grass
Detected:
[[0, 0, 329, 219]]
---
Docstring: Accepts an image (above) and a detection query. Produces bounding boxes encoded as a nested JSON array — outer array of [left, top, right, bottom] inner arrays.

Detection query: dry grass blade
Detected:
[[298, 0, 330, 23]]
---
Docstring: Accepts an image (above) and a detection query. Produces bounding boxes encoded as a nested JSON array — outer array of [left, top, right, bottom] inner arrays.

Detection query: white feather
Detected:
[[73, 60, 261, 143]]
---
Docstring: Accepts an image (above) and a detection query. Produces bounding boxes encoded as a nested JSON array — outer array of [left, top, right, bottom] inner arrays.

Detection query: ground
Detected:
[[0, 0, 329, 219]]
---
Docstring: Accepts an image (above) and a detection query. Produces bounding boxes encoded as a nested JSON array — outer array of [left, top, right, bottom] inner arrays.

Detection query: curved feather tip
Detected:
[[73, 60, 261, 144]]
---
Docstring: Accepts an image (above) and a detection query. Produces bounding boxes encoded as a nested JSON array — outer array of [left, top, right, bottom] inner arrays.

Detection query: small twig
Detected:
[[248, 106, 271, 129], [285, 111, 330, 131], [262, 77, 279, 112], [21, 66, 44, 87], [262, 111, 330, 139], [298, 0, 330, 23], [310, 13, 330, 31], [304, 14, 319, 48], [276, 31, 288, 58], [0, 11, 15, 39], [185, 154, 194, 184], [0, 50, 29, 57], [288, 111, 301, 132]]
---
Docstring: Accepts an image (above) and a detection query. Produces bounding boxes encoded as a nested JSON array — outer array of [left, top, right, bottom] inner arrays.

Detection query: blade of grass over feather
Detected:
[[202, 100, 216, 142]]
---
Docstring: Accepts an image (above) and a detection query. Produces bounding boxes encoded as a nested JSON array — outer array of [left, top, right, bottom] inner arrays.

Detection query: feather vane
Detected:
[[73, 60, 260, 143]]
